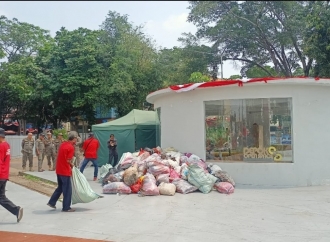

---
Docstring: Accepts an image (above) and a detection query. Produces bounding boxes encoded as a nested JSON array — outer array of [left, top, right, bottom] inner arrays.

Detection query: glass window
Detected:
[[205, 98, 293, 163]]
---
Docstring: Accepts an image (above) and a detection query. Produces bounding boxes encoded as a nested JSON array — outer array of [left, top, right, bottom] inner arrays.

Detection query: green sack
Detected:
[[99, 164, 112, 183], [71, 167, 103, 204], [187, 164, 217, 194]]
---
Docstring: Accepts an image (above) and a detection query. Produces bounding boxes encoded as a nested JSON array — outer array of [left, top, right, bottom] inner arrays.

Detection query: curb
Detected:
[[18, 171, 58, 186]]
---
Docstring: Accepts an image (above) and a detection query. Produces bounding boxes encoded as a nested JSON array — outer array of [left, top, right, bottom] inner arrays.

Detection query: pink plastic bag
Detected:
[[214, 182, 234, 194], [139, 151, 150, 162], [119, 153, 134, 170], [157, 173, 169, 183], [140, 173, 160, 196], [148, 165, 170, 176], [102, 182, 131, 194], [196, 161, 208, 172], [172, 178, 198, 194], [169, 168, 181, 181]]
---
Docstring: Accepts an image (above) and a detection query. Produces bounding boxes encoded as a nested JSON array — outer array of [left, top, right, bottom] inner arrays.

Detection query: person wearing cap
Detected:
[[74, 133, 82, 167], [21, 132, 35, 172], [0, 128, 24, 222], [54, 132, 65, 168], [44, 132, 56, 171], [36, 133, 46, 172], [47, 131, 77, 212], [80, 132, 100, 181]]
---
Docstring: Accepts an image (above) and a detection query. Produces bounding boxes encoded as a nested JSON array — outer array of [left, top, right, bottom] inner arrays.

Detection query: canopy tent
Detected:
[[92, 109, 159, 166]]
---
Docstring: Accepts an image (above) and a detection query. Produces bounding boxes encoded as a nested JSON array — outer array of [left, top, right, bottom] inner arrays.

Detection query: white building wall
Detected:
[[152, 82, 330, 186]]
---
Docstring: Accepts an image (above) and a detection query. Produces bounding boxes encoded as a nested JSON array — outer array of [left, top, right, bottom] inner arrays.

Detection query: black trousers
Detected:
[[48, 175, 72, 211], [108, 151, 118, 167], [0, 180, 19, 216]]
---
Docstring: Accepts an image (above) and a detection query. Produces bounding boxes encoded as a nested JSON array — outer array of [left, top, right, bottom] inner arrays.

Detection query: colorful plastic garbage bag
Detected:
[[103, 182, 131, 194], [214, 182, 234, 194], [187, 164, 218, 194], [172, 178, 198, 194], [71, 167, 103, 205], [158, 182, 176, 196], [140, 173, 160, 196]]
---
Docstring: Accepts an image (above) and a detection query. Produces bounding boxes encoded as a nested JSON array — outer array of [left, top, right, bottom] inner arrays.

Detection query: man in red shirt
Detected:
[[47, 131, 77, 212], [0, 128, 23, 222], [80, 132, 99, 181]]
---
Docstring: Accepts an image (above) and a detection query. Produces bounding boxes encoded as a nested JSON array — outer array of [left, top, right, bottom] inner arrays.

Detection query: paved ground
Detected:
[[1, 166, 330, 242]]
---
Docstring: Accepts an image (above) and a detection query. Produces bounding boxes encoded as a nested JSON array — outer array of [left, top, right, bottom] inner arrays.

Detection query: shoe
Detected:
[[47, 203, 56, 209], [62, 208, 75, 212], [38, 169, 44, 172], [17, 207, 23, 223], [93, 177, 97, 181], [29, 168, 34, 172]]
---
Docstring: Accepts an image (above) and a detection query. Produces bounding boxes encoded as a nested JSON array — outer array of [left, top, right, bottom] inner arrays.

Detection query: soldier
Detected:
[[74, 134, 82, 167], [54, 133, 65, 155], [35, 133, 46, 172], [21, 132, 35, 172], [44, 132, 56, 171]]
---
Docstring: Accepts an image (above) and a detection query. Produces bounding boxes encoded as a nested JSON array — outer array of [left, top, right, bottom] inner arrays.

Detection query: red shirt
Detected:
[[83, 138, 99, 159], [56, 141, 75, 177], [0, 141, 10, 180]]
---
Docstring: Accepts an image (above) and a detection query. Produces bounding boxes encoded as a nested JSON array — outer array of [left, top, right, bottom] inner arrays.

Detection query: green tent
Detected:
[[92, 109, 159, 166]]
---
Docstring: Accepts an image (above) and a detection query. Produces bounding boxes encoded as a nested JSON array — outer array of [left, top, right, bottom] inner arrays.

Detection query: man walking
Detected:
[[21, 132, 35, 171], [107, 134, 118, 167], [47, 131, 77, 212], [36, 133, 46, 172], [0, 128, 24, 222], [80, 133, 99, 181], [45, 132, 56, 171]]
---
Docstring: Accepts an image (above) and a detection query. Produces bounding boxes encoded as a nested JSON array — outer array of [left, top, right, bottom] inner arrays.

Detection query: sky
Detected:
[[0, 1, 240, 78]]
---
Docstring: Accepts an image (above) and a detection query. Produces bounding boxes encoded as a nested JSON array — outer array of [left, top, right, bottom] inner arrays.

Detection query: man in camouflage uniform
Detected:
[[44, 132, 56, 171], [74, 134, 82, 167], [35, 133, 46, 172], [55, 133, 65, 164], [21, 132, 35, 172]]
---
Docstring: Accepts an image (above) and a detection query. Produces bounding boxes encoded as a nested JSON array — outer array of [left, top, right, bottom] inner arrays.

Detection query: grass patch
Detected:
[[22, 174, 56, 186]]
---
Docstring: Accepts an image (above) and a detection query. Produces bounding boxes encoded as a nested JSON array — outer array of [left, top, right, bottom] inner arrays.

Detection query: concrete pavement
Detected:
[[1, 167, 330, 242]]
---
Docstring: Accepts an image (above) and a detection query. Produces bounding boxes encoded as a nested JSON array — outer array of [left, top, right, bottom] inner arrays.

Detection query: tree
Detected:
[[98, 11, 162, 116], [245, 65, 278, 78], [0, 15, 51, 62], [304, 2, 330, 77], [187, 1, 314, 77], [228, 75, 242, 79], [189, 72, 210, 83]]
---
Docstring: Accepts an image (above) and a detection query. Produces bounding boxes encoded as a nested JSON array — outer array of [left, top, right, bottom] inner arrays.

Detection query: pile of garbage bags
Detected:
[[99, 147, 235, 196]]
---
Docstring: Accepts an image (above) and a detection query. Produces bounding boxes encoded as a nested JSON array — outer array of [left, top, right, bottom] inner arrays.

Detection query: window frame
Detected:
[[204, 97, 294, 163]]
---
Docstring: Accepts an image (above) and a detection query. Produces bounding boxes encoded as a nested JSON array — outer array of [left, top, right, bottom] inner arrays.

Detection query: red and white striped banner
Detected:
[[169, 82, 205, 93], [168, 76, 319, 93]]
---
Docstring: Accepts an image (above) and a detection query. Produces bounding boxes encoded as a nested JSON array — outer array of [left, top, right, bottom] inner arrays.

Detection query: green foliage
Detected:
[[246, 66, 278, 78], [228, 75, 242, 79], [0, 15, 51, 62], [304, 2, 330, 77], [186, 1, 314, 77], [53, 129, 68, 140], [188, 72, 210, 83]]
